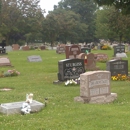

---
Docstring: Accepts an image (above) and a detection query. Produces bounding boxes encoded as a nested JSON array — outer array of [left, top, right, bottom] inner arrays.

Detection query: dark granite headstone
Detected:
[[106, 59, 128, 76], [81, 47, 91, 53], [27, 55, 42, 62], [114, 45, 125, 56], [58, 59, 85, 81]]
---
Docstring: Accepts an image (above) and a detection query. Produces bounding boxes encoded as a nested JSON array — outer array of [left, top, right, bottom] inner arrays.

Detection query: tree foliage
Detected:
[[86, 0, 130, 14]]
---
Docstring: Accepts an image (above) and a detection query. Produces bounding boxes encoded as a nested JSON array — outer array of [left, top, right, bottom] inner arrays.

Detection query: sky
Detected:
[[39, 0, 61, 16]]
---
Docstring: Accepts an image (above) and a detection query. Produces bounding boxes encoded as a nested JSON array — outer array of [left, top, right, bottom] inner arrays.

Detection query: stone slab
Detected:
[[0, 100, 44, 115], [0, 57, 12, 66], [27, 55, 42, 62], [74, 93, 117, 104]]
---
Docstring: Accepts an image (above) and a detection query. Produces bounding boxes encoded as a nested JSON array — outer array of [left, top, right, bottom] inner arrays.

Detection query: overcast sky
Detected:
[[39, 0, 61, 15]]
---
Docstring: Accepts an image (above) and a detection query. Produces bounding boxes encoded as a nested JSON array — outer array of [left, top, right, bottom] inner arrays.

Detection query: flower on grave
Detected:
[[111, 74, 129, 81], [1, 69, 20, 77], [65, 77, 80, 86]]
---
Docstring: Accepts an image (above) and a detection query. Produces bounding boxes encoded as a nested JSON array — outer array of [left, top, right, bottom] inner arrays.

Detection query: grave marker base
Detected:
[[74, 93, 117, 104], [0, 100, 44, 115]]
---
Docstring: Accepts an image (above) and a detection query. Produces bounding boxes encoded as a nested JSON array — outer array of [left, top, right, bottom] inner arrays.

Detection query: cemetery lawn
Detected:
[[0, 49, 130, 130]]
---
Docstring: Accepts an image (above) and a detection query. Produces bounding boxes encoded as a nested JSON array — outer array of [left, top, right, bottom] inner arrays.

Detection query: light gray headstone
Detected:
[[0, 100, 44, 115], [74, 71, 117, 104], [27, 55, 42, 62], [5, 46, 13, 52]]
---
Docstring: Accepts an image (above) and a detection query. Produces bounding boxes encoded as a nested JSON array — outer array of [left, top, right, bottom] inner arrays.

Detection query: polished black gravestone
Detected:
[[114, 45, 125, 56], [81, 47, 91, 53], [58, 59, 85, 81], [106, 59, 128, 76]]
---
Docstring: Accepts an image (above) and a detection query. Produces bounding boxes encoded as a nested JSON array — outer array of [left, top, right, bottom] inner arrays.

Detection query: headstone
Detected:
[[56, 45, 65, 54], [40, 45, 46, 50], [114, 44, 125, 56], [77, 53, 100, 71], [27, 55, 42, 62], [81, 47, 91, 53], [12, 44, 20, 51], [94, 53, 109, 62], [58, 59, 85, 81], [6, 46, 13, 52], [0, 100, 44, 115], [22, 46, 30, 51], [106, 59, 128, 76], [74, 71, 117, 103], [0, 57, 12, 66], [65, 45, 81, 59]]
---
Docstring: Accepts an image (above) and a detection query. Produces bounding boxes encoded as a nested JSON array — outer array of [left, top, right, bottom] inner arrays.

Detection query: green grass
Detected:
[[0, 49, 130, 130]]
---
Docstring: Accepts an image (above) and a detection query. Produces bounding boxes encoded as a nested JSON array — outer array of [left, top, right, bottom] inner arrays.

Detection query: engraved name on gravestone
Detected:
[[65, 45, 81, 59], [114, 45, 125, 56], [80, 71, 111, 98], [106, 59, 128, 76], [58, 59, 85, 81], [0, 100, 44, 115], [0, 57, 11, 66], [27, 55, 42, 62]]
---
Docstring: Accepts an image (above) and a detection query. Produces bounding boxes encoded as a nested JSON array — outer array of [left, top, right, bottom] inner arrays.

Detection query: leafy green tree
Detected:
[[57, 0, 97, 42], [83, 0, 130, 14], [95, 6, 130, 42]]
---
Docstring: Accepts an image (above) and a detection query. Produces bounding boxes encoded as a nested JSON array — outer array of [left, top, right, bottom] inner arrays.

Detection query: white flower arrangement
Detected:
[[65, 77, 80, 86]]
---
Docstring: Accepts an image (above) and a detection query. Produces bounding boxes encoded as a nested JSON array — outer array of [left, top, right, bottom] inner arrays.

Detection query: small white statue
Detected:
[[21, 93, 33, 114], [26, 93, 33, 103]]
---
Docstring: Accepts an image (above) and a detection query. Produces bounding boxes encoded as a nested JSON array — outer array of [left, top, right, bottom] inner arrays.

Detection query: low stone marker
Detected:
[[0, 100, 44, 115], [0, 57, 12, 66], [74, 71, 117, 104], [94, 53, 109, 62], [27, 55, 42, 62]]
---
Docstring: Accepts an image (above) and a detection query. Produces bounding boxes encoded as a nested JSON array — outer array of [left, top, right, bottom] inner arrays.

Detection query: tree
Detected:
[[0, 0, 44, 44], [95, 6, 130, 43], [84, 0, 130, 14], [57, 0, 97, 42]]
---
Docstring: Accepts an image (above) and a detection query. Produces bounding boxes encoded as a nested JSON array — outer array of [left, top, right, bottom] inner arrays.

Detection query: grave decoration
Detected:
[[106, 59, 128, 76], [77, 53, 100, 71], [74, 71, 117, 104], [21, 93, 33, 114], [65, 44, 81, 59], [0, 94, 45, 115], [27, 55, 42, 62], [114, 44, 125, 56], [57, 59, 85, 81], [0, 69, 20, 78]]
